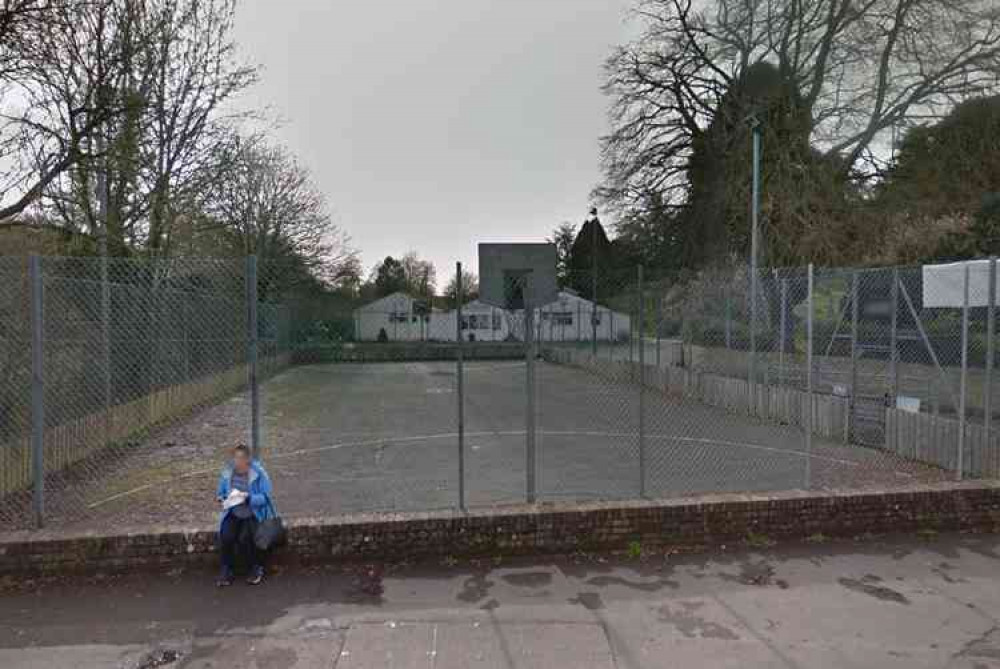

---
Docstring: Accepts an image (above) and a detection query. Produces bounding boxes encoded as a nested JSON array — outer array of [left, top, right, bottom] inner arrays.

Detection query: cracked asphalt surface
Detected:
[[25, 359, 945, 533], [2, 532, 1000, 667]]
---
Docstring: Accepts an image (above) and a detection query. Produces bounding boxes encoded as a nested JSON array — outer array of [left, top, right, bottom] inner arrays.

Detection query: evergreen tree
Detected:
[[567, 208, 616, 297], [373, 256, 407, 296]]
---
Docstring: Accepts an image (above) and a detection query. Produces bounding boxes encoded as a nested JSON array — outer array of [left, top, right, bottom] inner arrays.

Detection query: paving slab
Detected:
[[3, 533, 1000, 668]]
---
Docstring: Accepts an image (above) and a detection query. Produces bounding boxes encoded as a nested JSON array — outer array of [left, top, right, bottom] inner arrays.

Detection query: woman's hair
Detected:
[[233, 443, 251, 458]]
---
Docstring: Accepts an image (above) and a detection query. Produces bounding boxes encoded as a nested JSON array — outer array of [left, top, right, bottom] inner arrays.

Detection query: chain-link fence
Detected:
[[0, 256, 290, 530], [1, 254, 996, 532]]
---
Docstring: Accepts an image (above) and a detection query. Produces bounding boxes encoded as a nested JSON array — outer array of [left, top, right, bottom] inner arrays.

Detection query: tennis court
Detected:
[[33, 356, 947, 531], [253, 358, 944, 510]]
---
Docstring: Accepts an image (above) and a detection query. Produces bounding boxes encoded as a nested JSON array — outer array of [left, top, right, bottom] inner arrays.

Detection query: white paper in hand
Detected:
[[222, 490, 248, 510]]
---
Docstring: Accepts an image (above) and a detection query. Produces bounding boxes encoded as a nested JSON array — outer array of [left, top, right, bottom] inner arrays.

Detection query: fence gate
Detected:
[[851, 392, 889, 446]]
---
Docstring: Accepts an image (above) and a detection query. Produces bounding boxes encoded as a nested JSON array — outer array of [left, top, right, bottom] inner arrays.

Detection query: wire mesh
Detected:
[[645, 266, 812, 496], [536, 268, 638, 501], [253, 260, 465, 516], [1, 254, 996, 532], [0, 256, 258, 530], [461, 274, 529, 507], [0, 256, 31, 528]]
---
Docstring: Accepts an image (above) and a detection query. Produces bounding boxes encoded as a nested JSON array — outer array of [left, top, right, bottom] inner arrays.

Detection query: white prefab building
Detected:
[[531, 291, 631, 343], [354, 290, 631, 343], [353, 292, 450, 342], [457, 299, 511, 342], [455, 291, 630, 343]]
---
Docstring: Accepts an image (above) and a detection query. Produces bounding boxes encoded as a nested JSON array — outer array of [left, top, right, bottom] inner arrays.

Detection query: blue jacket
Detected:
[[216, 460, 276, 529]]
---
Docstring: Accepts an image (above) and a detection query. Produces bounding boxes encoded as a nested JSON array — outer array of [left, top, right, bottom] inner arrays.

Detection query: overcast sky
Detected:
[[234, 0, 634, 286]]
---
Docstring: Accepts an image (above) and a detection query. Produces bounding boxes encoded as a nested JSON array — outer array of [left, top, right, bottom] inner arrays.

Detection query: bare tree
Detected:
[[35, 0, 256, 254], [143, 0, 257, 254], [444, 267, 478, 306], [0, 0, 128, 221], [399, 251, 437, 298], [197, 131, 358, 288], [600, 0, 1000, 217]]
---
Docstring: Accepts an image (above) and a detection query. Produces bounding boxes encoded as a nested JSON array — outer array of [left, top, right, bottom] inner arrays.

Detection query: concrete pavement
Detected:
[[3, 532, 1000, 668]]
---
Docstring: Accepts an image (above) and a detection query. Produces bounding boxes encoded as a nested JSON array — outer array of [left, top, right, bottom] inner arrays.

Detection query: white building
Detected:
[[531, 290, 631, 343], [457, 299, 511, 342], [353, 290, 630, 343], [353, 292, 449, 342]]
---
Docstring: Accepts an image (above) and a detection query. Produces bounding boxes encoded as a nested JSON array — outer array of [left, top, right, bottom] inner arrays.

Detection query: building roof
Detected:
[[353, 291, 416, 313], [454, 291, 616, 313]]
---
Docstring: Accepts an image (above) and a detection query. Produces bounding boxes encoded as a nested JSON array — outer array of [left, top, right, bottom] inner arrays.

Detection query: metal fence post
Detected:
[[987, 257, 997, 475], [890, 267, 900, 453], [805, 264, 814, 488], [525, 281, 536, 503], [725, 288, 732, 350], [100, 253, 111, 446], [246, 255, 261, 459], [629, 292, 636, 367], [29, 254, 45, 528], [749, 269, 757, 387], [183, 298, 190, 384], [890, 268, 899, 398], [97, 134, 112, 447], [591, 267, 598, 357], [779, 278, 787, 384], [656, 290, 662, 369], [958, 262, 970, 480], [638, 265, 646, 498], [849, 271, 859, 442], [456, 262, 466, 510]]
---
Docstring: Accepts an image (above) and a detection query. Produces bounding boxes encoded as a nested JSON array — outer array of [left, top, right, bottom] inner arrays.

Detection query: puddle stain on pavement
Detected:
[[656, 601, 740, 641], [837, 574, 910, 604]]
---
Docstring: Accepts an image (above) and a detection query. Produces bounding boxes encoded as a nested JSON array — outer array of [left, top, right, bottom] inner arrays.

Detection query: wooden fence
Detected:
[[886, 408, 999, 478], [543, 347, 848, 441], [547, 345, 1000, 479], [0, 352, 290, 497]]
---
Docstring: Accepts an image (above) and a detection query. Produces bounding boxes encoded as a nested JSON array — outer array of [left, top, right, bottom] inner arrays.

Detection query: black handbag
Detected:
[[254, 499, 286, 551]]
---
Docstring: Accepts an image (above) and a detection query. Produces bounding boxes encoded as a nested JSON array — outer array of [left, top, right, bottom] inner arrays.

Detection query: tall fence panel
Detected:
[[0, 257, 31, 527], [255, 261, 463, 516], [0, 256, 292, 530], [1, 253, 995, 533], [536, 269, 639, 501]]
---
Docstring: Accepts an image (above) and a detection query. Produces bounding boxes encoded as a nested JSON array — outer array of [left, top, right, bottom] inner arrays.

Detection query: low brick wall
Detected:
[[2, 482, 999, 575]]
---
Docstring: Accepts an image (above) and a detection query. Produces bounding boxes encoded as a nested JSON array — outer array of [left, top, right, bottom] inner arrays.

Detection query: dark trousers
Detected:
[[219, 514, 262, 572]]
